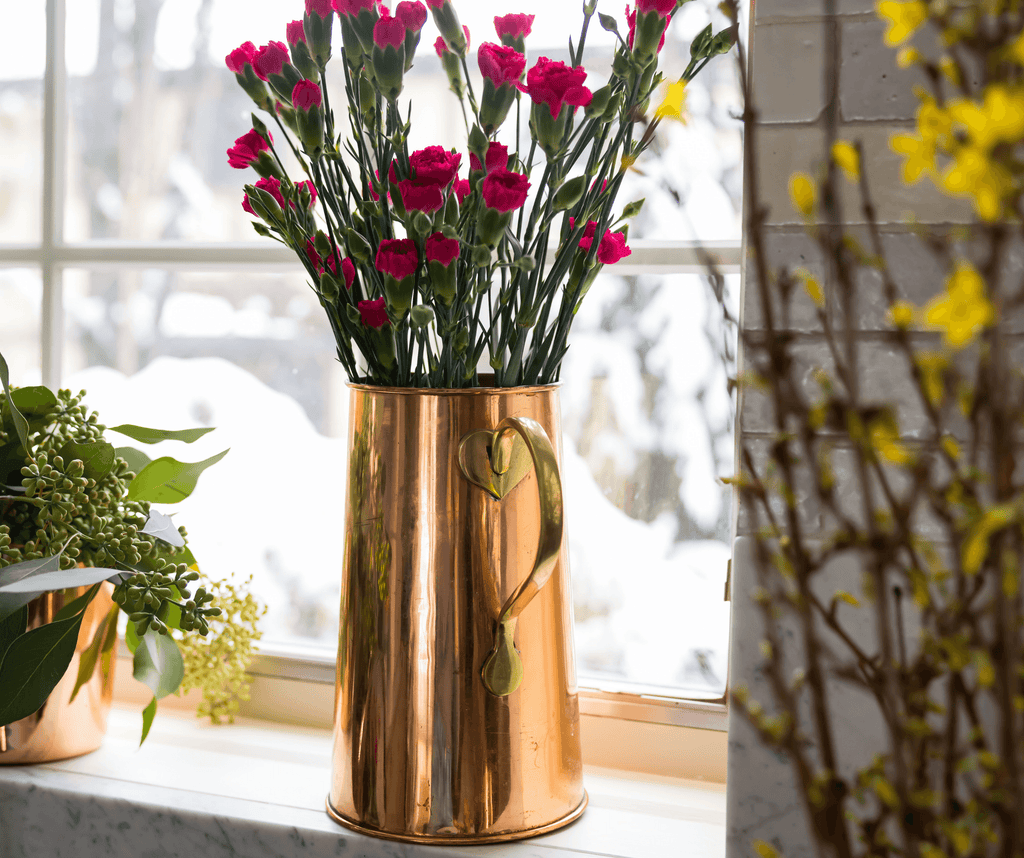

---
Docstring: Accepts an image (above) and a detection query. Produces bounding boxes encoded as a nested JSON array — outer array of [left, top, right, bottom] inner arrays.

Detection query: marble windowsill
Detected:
[[0, 706, 726, 858]]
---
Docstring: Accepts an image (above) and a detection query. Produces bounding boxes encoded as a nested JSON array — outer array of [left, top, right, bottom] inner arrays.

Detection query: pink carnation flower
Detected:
[[227, 128, 272, 169], [225, 41, 257, 74], [494, 13, 534, 40], [522, 57, 593, 119], [454, 178, 471, 204], [333, 0, 375, 14], [637, 0, 676, 15], [306, 0, 334, 17], [342, 257, 356, 289], [481, 168, 530, 212], [292, 79, 323, 110], [469, 141, 509, 174], [375, 238, 420, 280], [374, 16, 406, 48], [409, 146, 462, 186], [399, 179, 445, 213], [254, 41, 290, 80], [358, 297, 390, 329], [396, 0, 427, 30], [478, 43, 526, 86], [286, 20, 307, 46], [425, 232, 460, 266]]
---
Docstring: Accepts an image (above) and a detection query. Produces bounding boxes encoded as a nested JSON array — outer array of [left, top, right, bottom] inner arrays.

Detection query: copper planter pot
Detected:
[[0, 584, 117, 764], [327, 382, 586, 843]]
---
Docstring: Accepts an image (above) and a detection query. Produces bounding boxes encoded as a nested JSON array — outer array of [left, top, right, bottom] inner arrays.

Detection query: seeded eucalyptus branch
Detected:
[[0, 363, 256, 741], [226, 0, 734, 387]]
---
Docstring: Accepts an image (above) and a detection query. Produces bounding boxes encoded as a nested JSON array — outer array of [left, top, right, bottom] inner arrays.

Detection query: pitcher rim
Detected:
[[347, 376, 561, 396]]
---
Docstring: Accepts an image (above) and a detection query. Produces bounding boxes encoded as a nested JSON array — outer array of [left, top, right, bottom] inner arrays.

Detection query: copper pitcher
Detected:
[[0, 584, 117, 764], [327, 382, 586, 843]]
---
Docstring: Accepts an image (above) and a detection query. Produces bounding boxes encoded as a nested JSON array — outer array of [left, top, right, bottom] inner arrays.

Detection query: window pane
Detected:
[[1, 269, 43, 384], [0, 7, 44, 244], [562, 272, 738, 697], [62, 0, 739, 244]]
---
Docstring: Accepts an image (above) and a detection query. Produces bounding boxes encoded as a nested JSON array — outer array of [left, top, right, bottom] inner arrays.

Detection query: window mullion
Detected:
[[42, 0, 67, 389]]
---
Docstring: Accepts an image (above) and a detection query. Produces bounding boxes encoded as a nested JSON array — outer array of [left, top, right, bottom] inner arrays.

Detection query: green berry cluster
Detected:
[[178, 575, 265, 724], [0, 387, 209, 639]]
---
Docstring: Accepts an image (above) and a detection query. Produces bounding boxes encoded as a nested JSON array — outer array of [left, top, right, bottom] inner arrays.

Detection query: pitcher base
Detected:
[[325, 791, 588, 844]]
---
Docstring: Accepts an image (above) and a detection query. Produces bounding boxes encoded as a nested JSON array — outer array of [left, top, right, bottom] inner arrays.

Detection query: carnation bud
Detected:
[[621, 198, 645, 219], [552, 176, 587, 212], [430, 0, 468, 56], [410, 305, 435, 328], [584, 84, 613, 118], [412, 211, 434, 235], [472, 244, 494, 266], [320, 271, 342, 301]]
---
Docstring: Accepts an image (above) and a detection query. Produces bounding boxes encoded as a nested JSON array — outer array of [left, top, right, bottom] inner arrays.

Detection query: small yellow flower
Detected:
[[938, 55, 960, 85], [869, 414, 913, 465], [924, 261, 996, 348], [654, 80, 688, 123], [789, 172, 816, 216], [831, 140, 860, 182], [941, 145, 1014, 221], [896, 46, 922, 68], [1008, 29, 1024, 66], [794, 267, 825, 307], [877, 0, 928, 46], [888, 300, 916, 327]]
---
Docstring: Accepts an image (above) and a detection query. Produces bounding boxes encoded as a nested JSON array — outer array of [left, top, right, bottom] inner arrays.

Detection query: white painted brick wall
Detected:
[[727, 3, 983, 856]]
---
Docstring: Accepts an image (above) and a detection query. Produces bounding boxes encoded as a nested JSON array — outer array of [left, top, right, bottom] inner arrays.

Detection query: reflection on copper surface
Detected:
[[327, 383, 586, 843], [0, 584, 117, 765]]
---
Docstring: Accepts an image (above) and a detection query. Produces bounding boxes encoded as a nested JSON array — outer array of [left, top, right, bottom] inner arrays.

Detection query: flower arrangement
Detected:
[[226, 0, 732, 387], [0, 352, 258, 740]]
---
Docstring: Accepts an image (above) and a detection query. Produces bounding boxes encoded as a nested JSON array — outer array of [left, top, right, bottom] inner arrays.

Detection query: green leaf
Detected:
[[115, 446, 152, 477], [0, 605, 27, 671], [126, 449, 229, 504], [57, 439, 115, 481], [132, 631, 184, 699], [0, 565, 124, 596], [53, 582, 102, 621], [0, 351, 30, 453], [70, 603, 118, 704], [140, 697, 157, 746], [107, 424, 216, 445], [10, 386, 58, 417], [0, 555, 62, 625], [124, 618, 141, 654], [0, 611, 85, 725]]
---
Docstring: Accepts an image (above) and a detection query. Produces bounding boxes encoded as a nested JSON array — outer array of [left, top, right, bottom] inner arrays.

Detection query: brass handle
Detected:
[[477, 416, 563, 697]]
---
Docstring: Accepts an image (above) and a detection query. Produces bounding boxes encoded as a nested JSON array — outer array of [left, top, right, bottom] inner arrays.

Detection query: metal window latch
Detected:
[[724, 558, 732, 602]]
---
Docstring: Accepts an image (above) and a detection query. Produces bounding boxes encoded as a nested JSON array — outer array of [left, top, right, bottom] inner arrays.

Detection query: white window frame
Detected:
[[4, 0, 742, 781]]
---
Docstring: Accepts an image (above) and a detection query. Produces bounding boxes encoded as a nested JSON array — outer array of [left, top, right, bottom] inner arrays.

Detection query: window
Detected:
[[5, 0, 741, 763]]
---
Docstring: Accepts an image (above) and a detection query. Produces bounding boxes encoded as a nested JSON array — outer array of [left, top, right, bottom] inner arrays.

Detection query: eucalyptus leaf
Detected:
[[0, 555, 63, 625], [141, 510, 185, 547], [126, 449, 229, 504], [10, 386, 58, 417], [53, 583, 102, 622], [0, 606, 27, 672], [115, 446, 152, 476], [124, 618, 141, 654], [140, 697, 157, 746], [107, 424, 216, 445], [132, 631, 184, 699], [57, 439, 115, 481], [69, 603, 117, 704], [0, 565, 124, 595], [0, 612, 84, 725], [0, 351, 29, 455]]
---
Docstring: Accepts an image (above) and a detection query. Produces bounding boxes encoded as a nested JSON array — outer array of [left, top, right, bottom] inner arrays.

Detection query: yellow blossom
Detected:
[[789, 172, 816, 216], [941, 145, 1014, 221], [1008, 29, 1024, 66], [896, 47, 922, 68], [654, 80, 688, 123], [888, 300, 916, 327], [869, 414, 913, 465], [795, 267, 825, 307], [915, 352, 949, 407], [877, 0, 928, 46], [924, 262, 996, 348], [939, 55, 959, 85], [947, 85, 1024, 151], [831, 140, 860, 182], [890, 133, 935, 183]]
